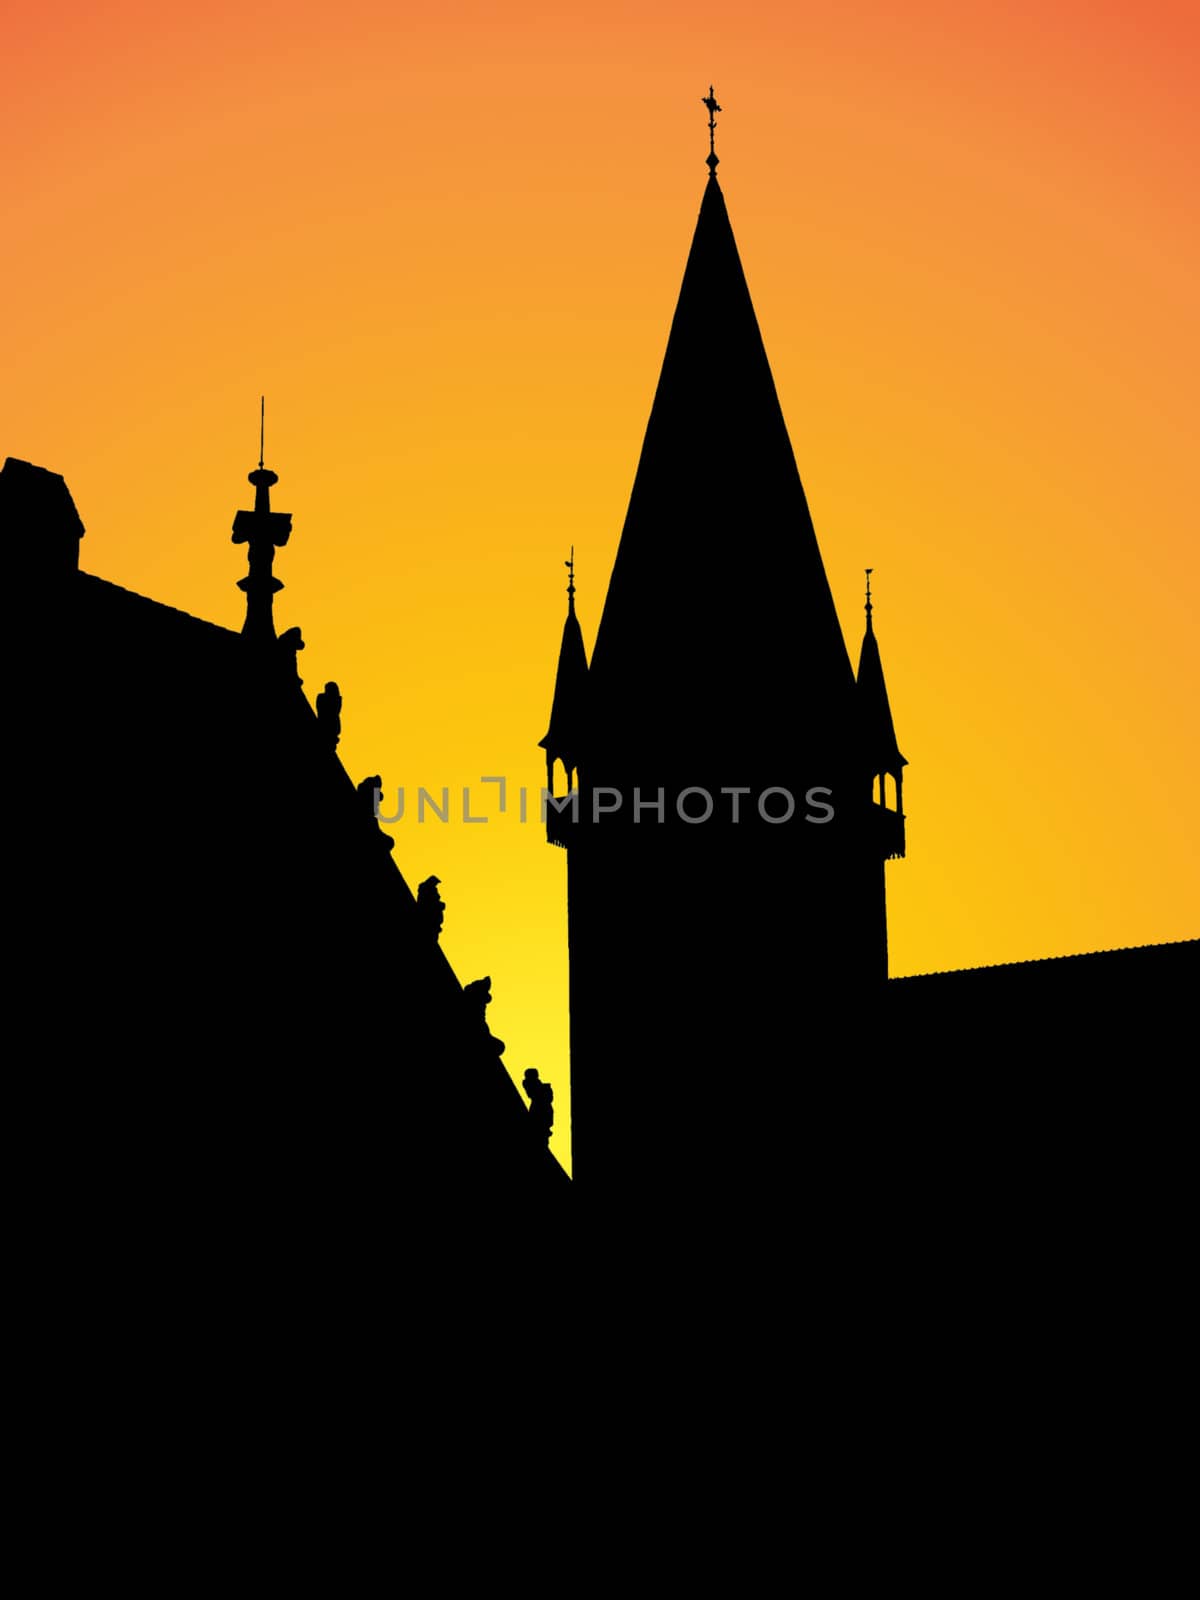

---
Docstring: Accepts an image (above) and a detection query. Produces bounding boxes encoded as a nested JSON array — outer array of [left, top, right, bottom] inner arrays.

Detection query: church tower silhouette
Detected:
[[542, 107, 907, 1203]]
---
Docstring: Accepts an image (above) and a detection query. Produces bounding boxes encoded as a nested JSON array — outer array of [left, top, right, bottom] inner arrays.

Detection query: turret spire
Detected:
[[856, 569, 908, 854], [539, 552, 590, 826]]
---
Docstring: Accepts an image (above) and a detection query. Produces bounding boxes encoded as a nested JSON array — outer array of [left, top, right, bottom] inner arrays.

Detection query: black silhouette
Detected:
[[523, 1069, 554, 1144], [231, 410, 292, 645], [538, 547, 587, 799], [358, 773, 383, 815], [702, 85, 721, 177], [356, 772, 396, 850], [3, 94, 1195, 1301], [537, 92, 1198, 1215], [464, 976, 506, 1058], [418, 875, 445, 939], [316, 681, 342, 749], [540, 123, 902, 1202], [3, 437, 567, 1286]]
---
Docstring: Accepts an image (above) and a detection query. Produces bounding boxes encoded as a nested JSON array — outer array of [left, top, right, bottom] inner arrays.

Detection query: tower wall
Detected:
[[564, 785, 889, 1205]]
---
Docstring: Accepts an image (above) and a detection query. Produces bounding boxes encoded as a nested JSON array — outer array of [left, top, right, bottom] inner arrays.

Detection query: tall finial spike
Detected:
[[565, 546, 576, 614], [865, 567, 874, 630], [702, 86, 722, 175], [233, 407, 291, 643]]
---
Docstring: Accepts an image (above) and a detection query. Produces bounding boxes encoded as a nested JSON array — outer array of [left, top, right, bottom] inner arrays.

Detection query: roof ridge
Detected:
[[78, 570, 238, 638]]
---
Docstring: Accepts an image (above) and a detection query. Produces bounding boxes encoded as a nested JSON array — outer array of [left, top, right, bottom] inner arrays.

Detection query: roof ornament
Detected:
[[232, 395, 293, 643], [702, 86, 722, 177]]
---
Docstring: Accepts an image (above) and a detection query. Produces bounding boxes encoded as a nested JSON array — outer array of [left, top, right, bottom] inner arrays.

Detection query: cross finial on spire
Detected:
[[565, 546, 576, 614], [865, 567, 874, 631], [702, 86, 722, 176]]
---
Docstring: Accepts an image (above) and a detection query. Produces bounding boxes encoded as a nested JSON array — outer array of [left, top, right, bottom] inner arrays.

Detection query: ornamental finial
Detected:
[[702, 86, 722, 176]]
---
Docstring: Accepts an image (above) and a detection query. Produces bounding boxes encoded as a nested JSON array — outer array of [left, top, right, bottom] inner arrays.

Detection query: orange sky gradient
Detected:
[[5, 1, 1197, 1166]]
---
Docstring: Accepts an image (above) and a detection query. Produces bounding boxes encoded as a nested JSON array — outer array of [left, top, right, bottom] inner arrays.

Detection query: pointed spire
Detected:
[[539, 553, 589, 787], [702, 86, 722, 177], [587, 170, 856, 771], [856, 571, 906, 778], [231, 398, 293, 643]]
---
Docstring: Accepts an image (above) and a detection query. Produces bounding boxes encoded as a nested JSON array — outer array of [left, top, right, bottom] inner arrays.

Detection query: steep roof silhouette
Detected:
[[856, 586, 906, 779], [5, 452, 568, 1231], [587, 175, 856, 772]]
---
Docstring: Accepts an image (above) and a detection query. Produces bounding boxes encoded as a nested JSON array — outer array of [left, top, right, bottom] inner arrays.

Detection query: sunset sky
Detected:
[[6, 1, 1197, 1166]]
